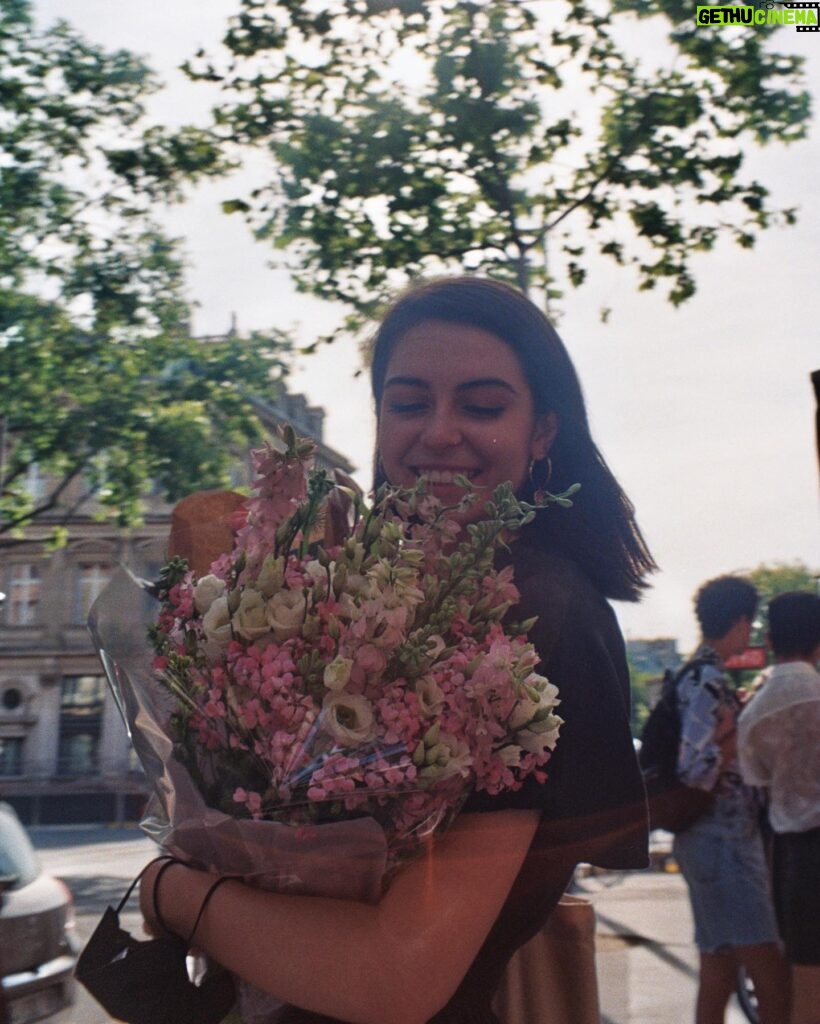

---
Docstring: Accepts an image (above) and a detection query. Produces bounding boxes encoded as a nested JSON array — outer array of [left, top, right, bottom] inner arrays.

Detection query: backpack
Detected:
[[638, 659, 715, 833]]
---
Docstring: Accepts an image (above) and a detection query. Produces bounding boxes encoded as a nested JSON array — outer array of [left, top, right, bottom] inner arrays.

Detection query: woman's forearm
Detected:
[[142, 809, 541, 1024], [156, 863, 417, 1023]]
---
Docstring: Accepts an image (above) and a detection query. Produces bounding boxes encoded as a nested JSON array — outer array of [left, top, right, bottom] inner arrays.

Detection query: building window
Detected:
[[23, 464, 47, 503], [73, 564, 110, 624], [57, 675, 106, 776], [5, 564, 41, 626], [1, 688, 22, 712], [0, 737, 24, 776]]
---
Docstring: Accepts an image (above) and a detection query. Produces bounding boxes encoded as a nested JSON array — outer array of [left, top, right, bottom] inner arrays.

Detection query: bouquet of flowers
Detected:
[[86, 426, 568, 1022], [149, 427, 564, 869]]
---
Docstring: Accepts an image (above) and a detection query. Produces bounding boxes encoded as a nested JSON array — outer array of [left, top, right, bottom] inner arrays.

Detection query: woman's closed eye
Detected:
[[463, 403, 506, 419], [386, 399, 429, 414]]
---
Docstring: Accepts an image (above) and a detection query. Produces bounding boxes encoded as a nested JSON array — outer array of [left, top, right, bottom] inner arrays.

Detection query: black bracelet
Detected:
[[152, 856, 184, 937]]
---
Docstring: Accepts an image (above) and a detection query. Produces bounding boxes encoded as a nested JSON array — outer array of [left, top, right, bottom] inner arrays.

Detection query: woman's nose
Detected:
[[420, 407, 461, 448]]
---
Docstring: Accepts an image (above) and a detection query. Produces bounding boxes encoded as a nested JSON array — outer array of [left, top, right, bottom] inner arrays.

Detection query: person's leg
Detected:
[[696, 950, 738, 1024], [774, 830, 820, 1024], [736, 942, 790, 1024], [791, 965, 820, 1024]]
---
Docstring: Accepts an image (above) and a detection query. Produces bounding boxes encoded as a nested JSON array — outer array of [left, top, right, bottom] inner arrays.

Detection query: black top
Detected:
[[275, 540, 649, 1024]]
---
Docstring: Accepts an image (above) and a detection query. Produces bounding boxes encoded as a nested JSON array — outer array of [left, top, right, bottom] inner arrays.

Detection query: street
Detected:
[[30, 827, 156, 1024], [26, 827, 755, 1024]]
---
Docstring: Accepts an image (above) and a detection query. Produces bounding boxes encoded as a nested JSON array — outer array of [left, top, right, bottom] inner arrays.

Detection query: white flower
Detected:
[[508, 677, 560, 731], [517, 713, 564, 756], [265, 589, 307, 642], [335, 592, 360, 621], [498, 744, 524, 768], [303, 559, 329, 584], [341, 571, 375, 600], [193, 574, 227, 616], [320, 692, 376, 746], [323, 657, 354, 692], [424, 635, 447, 661], [415, 676, 446, 716], [232, 588, 270, 641], [255, 555, 285, 599], [437, 734, 473, 779], [202, 595, 232, 648]]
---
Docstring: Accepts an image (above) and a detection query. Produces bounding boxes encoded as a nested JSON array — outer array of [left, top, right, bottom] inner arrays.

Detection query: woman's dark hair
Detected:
[[369, 275, 657, 602], [693, 575, 758, 639], [767, 591, 820, 659]]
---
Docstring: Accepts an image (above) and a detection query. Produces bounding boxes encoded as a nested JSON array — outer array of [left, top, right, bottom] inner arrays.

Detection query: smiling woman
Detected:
[[138, 275, 656, 1024], [370, 277, 656, 601]]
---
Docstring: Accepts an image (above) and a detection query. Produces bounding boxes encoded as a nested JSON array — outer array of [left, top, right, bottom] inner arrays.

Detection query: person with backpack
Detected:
[[739, 591, 820, 1024], [674, 575, 788, 1024]]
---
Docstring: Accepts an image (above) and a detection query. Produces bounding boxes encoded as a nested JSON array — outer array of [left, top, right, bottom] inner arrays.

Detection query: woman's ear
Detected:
[[531, 412, 559, 462]]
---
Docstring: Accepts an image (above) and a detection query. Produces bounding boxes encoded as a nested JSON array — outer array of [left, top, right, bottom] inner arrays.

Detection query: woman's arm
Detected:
[[141, 809, 542, 1024]]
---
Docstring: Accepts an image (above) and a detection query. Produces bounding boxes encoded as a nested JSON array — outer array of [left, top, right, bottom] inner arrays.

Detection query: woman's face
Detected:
[[377, 319, 556, 527]]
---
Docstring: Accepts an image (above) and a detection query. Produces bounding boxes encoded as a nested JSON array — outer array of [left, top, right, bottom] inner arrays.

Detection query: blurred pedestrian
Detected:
[[674, 575, 788, 1024], [739, 590, 820, 1024]]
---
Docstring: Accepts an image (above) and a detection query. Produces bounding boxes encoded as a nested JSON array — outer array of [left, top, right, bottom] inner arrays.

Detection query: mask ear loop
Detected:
[[149, 859, 240, 946], [116, 856, 238, 947], [115, 855, 179, 917], [184, 874, 239, 946]]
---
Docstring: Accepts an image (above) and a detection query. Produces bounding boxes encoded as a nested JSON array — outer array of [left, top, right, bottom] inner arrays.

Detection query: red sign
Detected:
[[724, 646, 768, 671]]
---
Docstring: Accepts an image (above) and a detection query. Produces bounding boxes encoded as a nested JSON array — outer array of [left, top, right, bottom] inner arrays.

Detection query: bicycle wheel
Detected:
[[736, 966, 760, 1024]]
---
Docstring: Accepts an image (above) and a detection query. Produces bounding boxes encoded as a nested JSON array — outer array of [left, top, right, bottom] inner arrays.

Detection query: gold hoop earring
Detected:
[[528, 457, 553, 507]]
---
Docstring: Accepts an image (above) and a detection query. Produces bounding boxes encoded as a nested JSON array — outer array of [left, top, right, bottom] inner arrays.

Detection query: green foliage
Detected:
[[746, 560, 818, 646], [185, 0, 810, 334], [0, 1, 289, 535], [628, 662, 658, 735]]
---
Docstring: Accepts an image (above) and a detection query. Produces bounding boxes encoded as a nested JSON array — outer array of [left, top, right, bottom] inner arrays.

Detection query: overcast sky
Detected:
[[35, 0, 820, 652]]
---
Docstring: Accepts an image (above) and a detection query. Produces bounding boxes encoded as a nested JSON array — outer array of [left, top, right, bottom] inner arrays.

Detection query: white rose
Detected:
[[320, 692, 376, 746], [193, 574, 227, 616], [323, 657, 354, 692], [265, 589, 307, 641], [232, 588, 270, 641], [202, 595, 232, 648]]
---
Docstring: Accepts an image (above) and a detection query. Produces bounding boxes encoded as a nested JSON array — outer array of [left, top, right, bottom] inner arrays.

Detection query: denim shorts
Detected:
[[673, 820, 780, 953]]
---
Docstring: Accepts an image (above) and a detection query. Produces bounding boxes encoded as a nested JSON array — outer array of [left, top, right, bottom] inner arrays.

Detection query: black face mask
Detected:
[[75, 859, 236, 1024]]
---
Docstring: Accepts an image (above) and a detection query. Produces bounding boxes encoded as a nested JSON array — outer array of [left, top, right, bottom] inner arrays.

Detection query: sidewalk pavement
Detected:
[[579, 865, 753, 1024]]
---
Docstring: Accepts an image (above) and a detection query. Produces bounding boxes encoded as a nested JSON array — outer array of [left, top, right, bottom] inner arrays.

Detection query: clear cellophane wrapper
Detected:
[[89, 566, 467, 1023]]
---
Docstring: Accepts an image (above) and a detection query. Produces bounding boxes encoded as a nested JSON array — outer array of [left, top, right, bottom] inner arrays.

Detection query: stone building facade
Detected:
[[0, 392, 355, 825]]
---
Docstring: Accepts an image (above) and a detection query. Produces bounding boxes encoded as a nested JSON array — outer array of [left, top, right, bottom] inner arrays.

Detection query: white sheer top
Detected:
[[738, 661, 820, 834]]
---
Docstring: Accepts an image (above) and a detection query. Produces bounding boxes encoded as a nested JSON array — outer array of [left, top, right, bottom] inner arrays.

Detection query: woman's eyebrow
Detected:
[[383, 376, 518, 394], [456, 379, 518, 395], [383, 375, 429, 389]]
